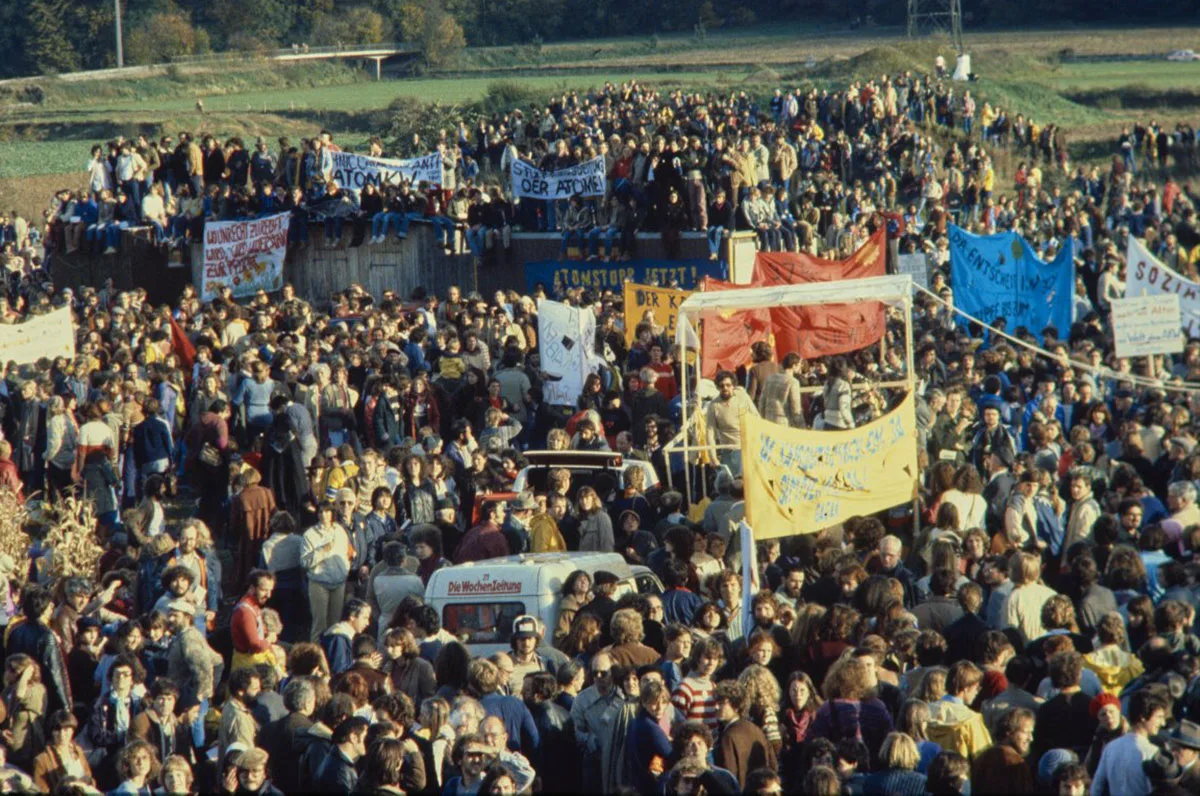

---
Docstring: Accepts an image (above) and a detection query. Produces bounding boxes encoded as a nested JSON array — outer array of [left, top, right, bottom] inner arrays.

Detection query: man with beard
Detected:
[[219, 667, 262, 760], [165, 599, 222, 746]]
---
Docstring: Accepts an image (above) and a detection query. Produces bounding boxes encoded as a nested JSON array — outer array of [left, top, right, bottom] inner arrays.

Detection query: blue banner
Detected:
[[525, 259, 728, 294], [948, 225, 1075, 340]]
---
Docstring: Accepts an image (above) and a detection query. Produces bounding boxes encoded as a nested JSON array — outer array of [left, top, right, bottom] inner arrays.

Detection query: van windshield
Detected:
[[443, 602, 528, 645]]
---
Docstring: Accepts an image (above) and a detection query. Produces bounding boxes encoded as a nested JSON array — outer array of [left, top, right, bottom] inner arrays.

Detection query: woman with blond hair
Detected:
[[1001, 551, 1057, 645], [896, 698, 942, 773], [861, 732, 927, 795], [738, 663, 783, 754]]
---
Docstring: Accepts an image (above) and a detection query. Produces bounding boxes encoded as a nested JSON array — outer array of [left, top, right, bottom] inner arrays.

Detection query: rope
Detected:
[[911, 284, 1200, 397]]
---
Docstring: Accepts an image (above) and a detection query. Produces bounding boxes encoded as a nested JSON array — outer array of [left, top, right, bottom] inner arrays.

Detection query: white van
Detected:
[[424, 552, 664, 657]]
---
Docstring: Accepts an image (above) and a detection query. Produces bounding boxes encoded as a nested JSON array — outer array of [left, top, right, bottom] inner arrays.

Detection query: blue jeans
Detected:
[[588, 226, 619, 257], [168, 216, 190, 239], [707, 226, 726, 256], [289, 217, 309, 245], [963, 117, 973, 136], [428, 216, 456, 246], [146, 219, 166, 243], [561, 228, 586, 255], [372, 212, 404, 238], [324, 216, 344, 241], [466, 226, 487, 256], [105, 222, 129, 250]]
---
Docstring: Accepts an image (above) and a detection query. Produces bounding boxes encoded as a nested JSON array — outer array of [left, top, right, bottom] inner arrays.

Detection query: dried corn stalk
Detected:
[[0, 491, 105, 588]]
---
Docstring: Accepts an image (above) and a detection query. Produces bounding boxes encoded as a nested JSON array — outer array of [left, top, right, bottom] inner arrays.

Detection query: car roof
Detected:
[[429, 551, 636, 580], [522, 450, 625, 468]]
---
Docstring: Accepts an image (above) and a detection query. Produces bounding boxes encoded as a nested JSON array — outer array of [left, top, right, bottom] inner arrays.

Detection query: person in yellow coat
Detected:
[[529, 497, 567, 553], [927, 661, 994, 762], [1083, 612, 1144, 695]]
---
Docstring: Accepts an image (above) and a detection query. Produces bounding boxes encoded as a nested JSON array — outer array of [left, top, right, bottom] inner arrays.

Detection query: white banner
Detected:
[[201, 212, 290, 302], [897, 252, 929, 287], [1126, 236, 1200, 338], [512, 157, 606, 199], [1113, 294, 1184, 358], [329, 151, 443, 190], [537, 300, 599, 406], [0, 307, 74, 365]]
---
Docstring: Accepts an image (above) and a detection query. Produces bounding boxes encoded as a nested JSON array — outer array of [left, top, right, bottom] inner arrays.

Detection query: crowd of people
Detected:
[[0, 65, 1194, 796], [27, 74, 1082, 268]]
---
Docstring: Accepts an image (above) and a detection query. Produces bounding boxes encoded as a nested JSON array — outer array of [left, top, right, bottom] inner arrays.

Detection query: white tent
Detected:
[[668, 274, 918, 498], [675, 274, 916, 317]]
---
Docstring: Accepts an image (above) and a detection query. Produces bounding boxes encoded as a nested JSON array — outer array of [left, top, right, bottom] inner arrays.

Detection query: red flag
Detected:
[[169, 315, 196, 380]]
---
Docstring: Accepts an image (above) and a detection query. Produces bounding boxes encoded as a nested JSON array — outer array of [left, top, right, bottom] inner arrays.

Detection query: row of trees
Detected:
[[1, 0, 1196, 78]]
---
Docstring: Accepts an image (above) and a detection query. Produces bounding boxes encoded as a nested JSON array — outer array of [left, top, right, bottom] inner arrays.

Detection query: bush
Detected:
[[124, 11, 211, 66], [385, 96, 474, 152], [475, 81, 546, 115]]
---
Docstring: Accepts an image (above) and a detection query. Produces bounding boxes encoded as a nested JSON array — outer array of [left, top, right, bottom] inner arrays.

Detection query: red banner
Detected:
[[698, 277, 772, 377], [696, 230, 888, 375], [753, 228, 887, 359]]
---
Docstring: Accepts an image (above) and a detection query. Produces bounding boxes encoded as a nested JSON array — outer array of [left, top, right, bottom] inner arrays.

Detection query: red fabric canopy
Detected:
[[697, 229, 888, 375]]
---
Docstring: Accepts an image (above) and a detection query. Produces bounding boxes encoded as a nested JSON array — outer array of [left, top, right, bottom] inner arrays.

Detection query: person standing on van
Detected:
[[456, 500, 511, 564]]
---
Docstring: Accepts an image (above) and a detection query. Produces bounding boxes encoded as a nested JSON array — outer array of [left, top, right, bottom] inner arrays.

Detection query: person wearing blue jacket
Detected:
[[626, 681, 673, 793], [131, 397, 174, 494], [471, 658, 540, 753], [319, 598, 372, 677], [235, 361, 280, 441]]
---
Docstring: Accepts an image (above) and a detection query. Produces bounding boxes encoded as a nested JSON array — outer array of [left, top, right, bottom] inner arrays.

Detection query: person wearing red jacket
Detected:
[[231, 570, 276, 672], [0, 440, 24, 503], [454, 499, 512, 564]]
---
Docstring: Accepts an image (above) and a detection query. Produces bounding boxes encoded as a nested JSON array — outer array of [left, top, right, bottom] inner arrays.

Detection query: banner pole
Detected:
[[739, 521, 758, 638]]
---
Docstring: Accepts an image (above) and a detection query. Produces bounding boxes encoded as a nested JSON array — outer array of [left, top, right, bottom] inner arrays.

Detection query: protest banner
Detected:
[[0, 307, 75, 365], [512, 157, 607, 199], [896, 252, 930, 287], [537, 300, 600, 407], [948, 224, 1074, 340], [623, 282, 691, 347], [201, 212, 291, 301], [329, 151, 443, 189], [741, 393, 918, 539], [524, 258, 727, 294], [1112, 294, 1184, 358], [1125, 235, 1200, 338]]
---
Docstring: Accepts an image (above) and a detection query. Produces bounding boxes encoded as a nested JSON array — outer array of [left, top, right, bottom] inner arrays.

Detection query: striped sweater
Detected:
[[672, 676, 719, 732]]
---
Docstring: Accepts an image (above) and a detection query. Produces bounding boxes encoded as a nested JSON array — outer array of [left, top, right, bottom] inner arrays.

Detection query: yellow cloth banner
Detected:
[[623, 282, 691, 347], [741, 393, 918, 539]]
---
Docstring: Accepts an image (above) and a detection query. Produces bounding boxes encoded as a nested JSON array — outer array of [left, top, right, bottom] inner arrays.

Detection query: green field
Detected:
[[4, 22, 1200, 190], [1044, 60, 1200, 91], [0, 70, 739, 180]]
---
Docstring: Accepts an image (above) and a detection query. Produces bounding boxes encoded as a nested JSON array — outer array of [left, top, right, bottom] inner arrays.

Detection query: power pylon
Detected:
[[907, 0, 963, 54]]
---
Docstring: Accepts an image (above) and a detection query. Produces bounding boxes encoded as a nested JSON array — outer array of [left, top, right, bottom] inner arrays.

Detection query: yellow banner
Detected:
[[623, 282, 691, 347], [741, 393, 918, 539]]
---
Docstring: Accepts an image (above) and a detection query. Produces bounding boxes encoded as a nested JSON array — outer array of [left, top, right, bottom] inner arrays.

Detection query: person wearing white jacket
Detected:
[[301, 501, 352, 641]]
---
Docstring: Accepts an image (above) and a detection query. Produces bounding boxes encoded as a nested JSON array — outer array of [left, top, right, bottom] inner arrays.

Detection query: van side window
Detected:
[[443, 602, 527, 644], [636, 573, 663, 595]]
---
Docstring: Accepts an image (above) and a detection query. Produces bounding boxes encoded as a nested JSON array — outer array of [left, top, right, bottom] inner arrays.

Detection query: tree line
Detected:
[[0, 0, 1195, 78]]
